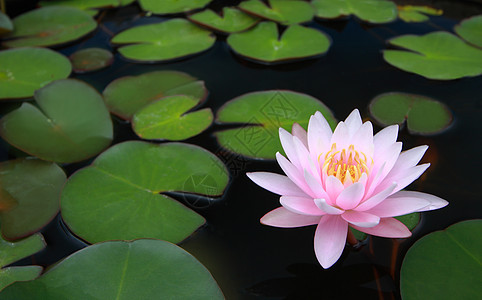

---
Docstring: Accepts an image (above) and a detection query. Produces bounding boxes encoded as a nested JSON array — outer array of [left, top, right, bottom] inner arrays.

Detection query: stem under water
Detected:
[[0, 0, 5, 14], [347, 228, 358, 246]]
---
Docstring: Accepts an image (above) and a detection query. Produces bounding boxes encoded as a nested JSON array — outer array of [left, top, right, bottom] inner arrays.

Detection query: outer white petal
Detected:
[[276, 152, 316, 198], [344, 109, 363, 137], [351, 217, 411, 238], [279, 128, 301, 170], [330, 122, 350, 150], [341, 211, 380, 227], [351, 121, 374, 157], [304, 170, 330, 199], [291, 123, 308, 148], [293, 136, 318, 177], [366, 193, 432, 217], [373, 125, 399, 156], [280, 196, 324, 216], [246, 172, 308, 197], [261, 207, 321, 228], [355, 182, 397, 211], [314, 215, 348, 269], [392, 191, 448, 212], [315, 198, 344, 215], [307, 111, 332, 158]]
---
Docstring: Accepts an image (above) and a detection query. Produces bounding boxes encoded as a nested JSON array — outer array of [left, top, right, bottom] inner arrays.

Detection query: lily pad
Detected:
[[2, 6, 97, 48], [238, 0, 314, 25], [383, 31, 482, 80], [0, 239, 224, 299], [0, 233, 45, 291], [0, 12, 13, 35], [38, 0, 119, 16], [400, 220, 482, 300], [132, 95, 213, 141], [369, 92, 452, 135], [351, 213, 421, 241], [397, 5, 443, 23], [61, 141, 229, 244], [0, 79, 113, 163], [70, 48, 113, 73], [312, 0, 397, 24], [227, 21, 331, 64], [111, 18, 215, 62], [188, 7, 259, 33], [215, 90, 336, 159], [0, 158, 66, 240], [138, 0, 211, 15], [454, 15, 482, 48], [0, 47, 71, 100], [103, 71, 207, 120]]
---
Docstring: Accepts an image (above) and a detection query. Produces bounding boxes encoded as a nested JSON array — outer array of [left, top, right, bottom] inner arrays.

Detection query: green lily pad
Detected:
[[2, 6, 97, 48], [227, 21, 331, 64], [38, 0, 119, 16], [0, 239, 224, 299], [369, 92, 452, 135], [0, 79, 113, 163], [383, 31, 482, 80], [455, 15, 482, 48], [397, 5, 443, 23], [0, 158, 66, 240], [103, 71, 208, 120], [0, 233, 45, 291], [400, 220, 482, 300], [0, 47, 71, 100], [111, 18, 215, 62], [61, 141, 228, 244], [351, 213, 421, 241], [70, 48, 113, 73], [138, 0, 211, 15], [132, 95, 213, 141], [188, 7, 259, 33], [215, 90, 336, 159], [238, 0, 314, 25], [120, 0, 136, 5], [312, 0, 397, 23], [0, 12, 13, 35]]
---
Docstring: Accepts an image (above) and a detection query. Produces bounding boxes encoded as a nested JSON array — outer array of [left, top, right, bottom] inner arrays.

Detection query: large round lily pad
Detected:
[[0, 158, 66, 240], [383, 31, 482, 80], [61, 141, 229, 244], [2, 6, 97, 48], [0, 79, 113, 163], [454, 15, 482, 48], [400, 220, 482, 300], [111, 18, 215, 62], [369, 92, 452, 135], [132, 95, 213, 141], [138, 0, 211, 15], [39, 0, 120, 16], [227, 21, 331, 64], [0, 239, 224, 299], [103, 71, 208, 120], [70, 48, 113, 73], [397, 5, 442, 23], [238, 0, 314, 25], [0, 47, 71, 100], [215, 90, 336, 159], [188, 7, 259, 33], [312, 0, 397, 24]]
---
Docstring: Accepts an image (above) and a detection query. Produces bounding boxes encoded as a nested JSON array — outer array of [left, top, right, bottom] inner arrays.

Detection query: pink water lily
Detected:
[[247, 109, 448, 268]]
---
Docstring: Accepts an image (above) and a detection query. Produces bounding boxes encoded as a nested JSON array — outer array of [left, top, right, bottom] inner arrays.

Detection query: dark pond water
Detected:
[[4, 0, 482, 299]]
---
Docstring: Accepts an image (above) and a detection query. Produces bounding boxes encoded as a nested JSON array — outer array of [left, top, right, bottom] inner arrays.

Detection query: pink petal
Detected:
[[396, 145, 428, 169], [392, 191, 448, 212], [247, 172, 308, 197], [325, 175, 344, 205], [279, 128, 301, 170], [335, 181, 365, 210], [330, 122, 350, 150], [314, 198, 344, 215], [304, 171, 330, 199], [314, 215, 348, 269], [373, 125, 399, 156], [366, 193, 433, 217], [390, 163, 430, 195], [351, 217, 411, 238], [341, 211, 380, 227], [291, 123, 308, 148], [276, 152, 316, 198], [366, 142, 402, 196], [293, 136, 318, 177], [344, 109, 363, 137], [261, 207, 321, 228], [350, 122, 374, 157], [307, 111, 332, 157], [355, 182, 397, 211], [280, 196, 324, 216]]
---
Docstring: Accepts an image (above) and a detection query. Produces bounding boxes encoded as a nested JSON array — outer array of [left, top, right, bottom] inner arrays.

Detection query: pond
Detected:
[[1, 0, 481, 299]]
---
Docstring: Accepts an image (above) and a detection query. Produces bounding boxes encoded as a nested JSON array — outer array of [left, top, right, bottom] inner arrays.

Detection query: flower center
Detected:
[[320, 143, 370, 184]]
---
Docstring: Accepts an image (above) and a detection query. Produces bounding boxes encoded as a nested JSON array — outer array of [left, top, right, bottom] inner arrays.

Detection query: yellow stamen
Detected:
[[320, 143, 372, 184]]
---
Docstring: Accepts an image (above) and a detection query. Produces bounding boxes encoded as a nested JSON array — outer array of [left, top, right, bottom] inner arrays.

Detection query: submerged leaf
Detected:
[[70, 48, 113, 73]]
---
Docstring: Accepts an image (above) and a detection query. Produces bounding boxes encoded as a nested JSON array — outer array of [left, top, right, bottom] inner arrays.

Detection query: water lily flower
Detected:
[[247, 109, 448, 268]]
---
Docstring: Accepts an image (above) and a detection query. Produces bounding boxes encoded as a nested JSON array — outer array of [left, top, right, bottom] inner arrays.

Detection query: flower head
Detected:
[[247, 109, 448, 268]]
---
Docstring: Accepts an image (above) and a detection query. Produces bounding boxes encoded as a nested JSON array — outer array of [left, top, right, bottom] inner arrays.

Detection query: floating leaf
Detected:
[[70, 48, 113, 73], [351, 213, 420, 241], [227, 21, 331, 64], [111, 18, 215, 62], [454, 15, 482, 48], [312, 0, 397, 24], [383, 31, 482, 80], [0, 12, 13, 35], [0, 79, 113, 163], [38, 0, 119, 16], [2, 6, 97, 48], [0, 47, 71, 100], [138, 0, 211, 15], [188, 7, 259, 33], [238, 0, 314, 25], [0, 234, 45, 291], [132, 95, 213, 141], [215, 90, 336, 159], [61, 141, 228, 244], [397, 5, 442, 23], [0, 158, 66, 240], [400, 220, 482, 300], [369, 92, 452, 135], [0, 239, 224, 299], [103, 71, 207, 120]]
